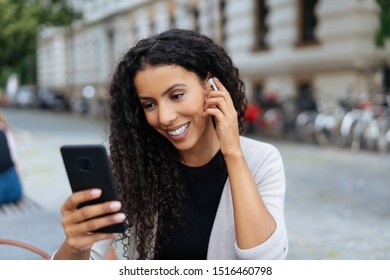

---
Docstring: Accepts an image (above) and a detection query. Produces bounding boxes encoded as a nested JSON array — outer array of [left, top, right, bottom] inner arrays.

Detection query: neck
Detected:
[[179, 119, 220, 167]]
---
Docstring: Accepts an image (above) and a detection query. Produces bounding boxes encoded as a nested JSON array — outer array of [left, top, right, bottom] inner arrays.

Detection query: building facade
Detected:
[[37, 0, 389, 115]]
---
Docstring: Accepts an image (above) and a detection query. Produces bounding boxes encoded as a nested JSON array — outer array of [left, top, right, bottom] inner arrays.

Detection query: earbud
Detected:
[[208, 78, 218, 91]]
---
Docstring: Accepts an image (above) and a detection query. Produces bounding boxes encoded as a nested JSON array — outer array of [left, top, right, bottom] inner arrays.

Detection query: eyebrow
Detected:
[[138, 83, 187, 100]]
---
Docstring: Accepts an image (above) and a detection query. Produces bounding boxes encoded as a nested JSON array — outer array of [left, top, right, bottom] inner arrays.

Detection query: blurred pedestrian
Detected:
[[53, 29, 287, 260], [0, 111, 23, 204]]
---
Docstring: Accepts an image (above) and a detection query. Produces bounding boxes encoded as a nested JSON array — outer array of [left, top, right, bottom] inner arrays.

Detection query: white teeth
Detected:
[[168, 123, 189, 136]]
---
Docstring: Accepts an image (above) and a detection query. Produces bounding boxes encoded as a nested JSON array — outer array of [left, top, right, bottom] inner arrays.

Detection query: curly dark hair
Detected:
[[108, 28, 247, 259]]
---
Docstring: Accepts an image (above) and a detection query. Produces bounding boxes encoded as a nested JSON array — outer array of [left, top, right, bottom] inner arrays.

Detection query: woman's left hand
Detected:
[[203, 77, 242, 158]]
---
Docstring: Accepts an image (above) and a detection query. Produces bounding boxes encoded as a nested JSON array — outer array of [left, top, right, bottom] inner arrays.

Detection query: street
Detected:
[[1, 107, 390, 259]]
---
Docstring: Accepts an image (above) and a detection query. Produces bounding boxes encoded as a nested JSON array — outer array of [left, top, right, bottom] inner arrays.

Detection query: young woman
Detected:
[[54, 29, 288, 260], [0, 110, 23, 204]]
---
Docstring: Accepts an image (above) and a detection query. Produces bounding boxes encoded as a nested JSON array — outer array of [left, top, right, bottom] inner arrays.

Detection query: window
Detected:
[[296, 81, 317, 111], [107, 29, 114, 57], [168, 0, 176, 28], [219, 0, 227, 45], [297, 0, 319, 45], [169, 12, 176, 28], [191, 5, 200, 32], [254, 0, 269, 50], [253, 82, 264, 105], [383, 65, 390, 93], [130, 16, 139, 43], [149, 7, 156, 34]]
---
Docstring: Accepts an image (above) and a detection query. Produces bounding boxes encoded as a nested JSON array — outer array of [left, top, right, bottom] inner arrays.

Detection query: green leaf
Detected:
[[0, 0, 82, 87]]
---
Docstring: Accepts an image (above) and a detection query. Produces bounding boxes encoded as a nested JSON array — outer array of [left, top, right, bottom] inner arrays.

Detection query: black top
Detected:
[[156, 150, 228, 260], [0, 129, 14, 172]]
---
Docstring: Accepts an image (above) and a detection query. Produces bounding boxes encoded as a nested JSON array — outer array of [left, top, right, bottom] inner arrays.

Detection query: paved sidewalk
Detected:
[[0, 208, 64, 259], [2, 108, 390, 260], [1, 109, 107, 259]]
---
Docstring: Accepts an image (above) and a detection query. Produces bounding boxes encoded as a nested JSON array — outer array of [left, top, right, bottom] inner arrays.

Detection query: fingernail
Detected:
[[109, 201, 121, 210], [114, 213, 126, 221], [90, 189, 102, 196]]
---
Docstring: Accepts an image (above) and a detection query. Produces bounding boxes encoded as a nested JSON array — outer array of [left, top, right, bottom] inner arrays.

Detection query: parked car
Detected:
[[12, 86, 37, 108], [36, 88, 70, 111]]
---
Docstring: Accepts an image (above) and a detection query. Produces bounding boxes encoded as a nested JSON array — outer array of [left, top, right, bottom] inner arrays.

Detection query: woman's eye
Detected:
[[171, 93, 184, 100], [143, 103, 155, 110]]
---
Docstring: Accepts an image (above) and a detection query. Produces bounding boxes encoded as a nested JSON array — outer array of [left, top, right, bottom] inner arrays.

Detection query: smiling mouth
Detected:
[[167, 122, 189, 136]]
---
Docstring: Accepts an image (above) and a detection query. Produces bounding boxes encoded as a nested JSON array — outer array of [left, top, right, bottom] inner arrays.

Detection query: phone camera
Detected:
[[76, 157, 92, 172]]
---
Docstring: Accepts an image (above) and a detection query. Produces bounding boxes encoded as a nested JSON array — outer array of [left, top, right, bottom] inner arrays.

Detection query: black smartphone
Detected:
[[60, 144, 126, 233]]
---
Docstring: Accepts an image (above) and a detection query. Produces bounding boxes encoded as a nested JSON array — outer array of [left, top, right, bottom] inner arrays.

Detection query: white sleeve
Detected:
[[50, 239, 115, 260], [235, 142, 288, 259], [90, 239, 115, 260]]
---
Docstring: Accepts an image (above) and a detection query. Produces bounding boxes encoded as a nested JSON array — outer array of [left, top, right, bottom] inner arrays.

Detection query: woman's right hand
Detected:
[[57, 188, 126, 259]]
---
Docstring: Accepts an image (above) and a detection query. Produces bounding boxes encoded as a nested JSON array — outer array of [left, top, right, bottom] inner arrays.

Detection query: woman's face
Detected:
[[134, 65, 217, 155]]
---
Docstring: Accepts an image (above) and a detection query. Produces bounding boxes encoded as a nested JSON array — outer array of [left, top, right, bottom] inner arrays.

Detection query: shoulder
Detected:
[[239, 136, 281, 161], [239, 136, 284, 177]]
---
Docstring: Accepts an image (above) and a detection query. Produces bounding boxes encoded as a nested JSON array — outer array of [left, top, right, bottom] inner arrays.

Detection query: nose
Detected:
[[158, 103, 177, 127]]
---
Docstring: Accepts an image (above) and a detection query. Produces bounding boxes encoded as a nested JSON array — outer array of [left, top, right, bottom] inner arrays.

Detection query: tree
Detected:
[[0, 0, 81, 87], [376, 0, 390, 47]]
